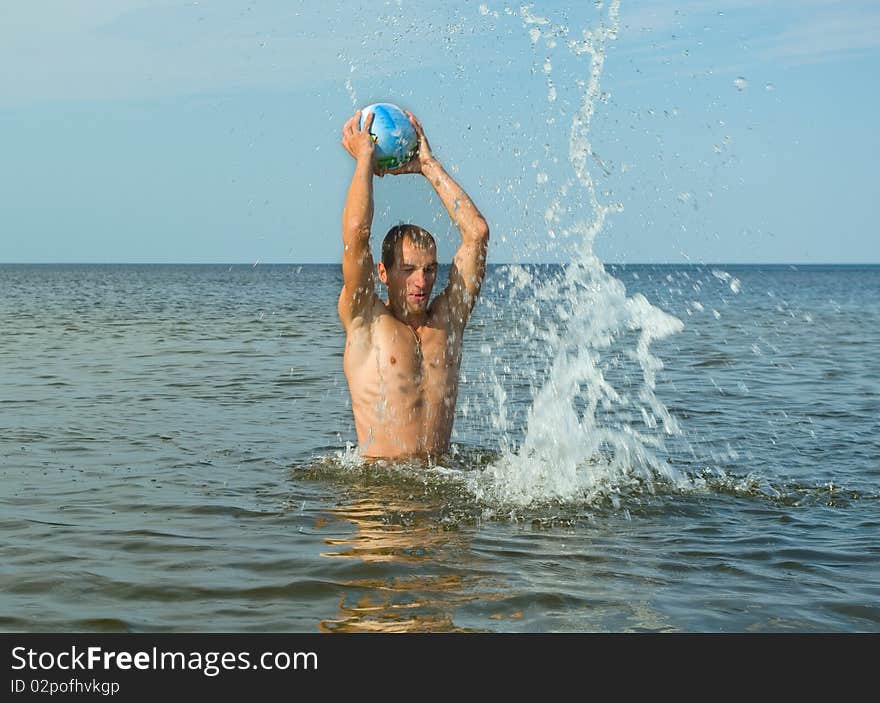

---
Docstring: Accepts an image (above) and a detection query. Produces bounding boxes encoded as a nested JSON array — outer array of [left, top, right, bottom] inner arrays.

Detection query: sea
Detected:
[[1, 262, 878, 632]]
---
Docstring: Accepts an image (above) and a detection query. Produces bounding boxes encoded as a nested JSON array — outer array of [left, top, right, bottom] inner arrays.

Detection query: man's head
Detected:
[[377, 224, 438, 320]]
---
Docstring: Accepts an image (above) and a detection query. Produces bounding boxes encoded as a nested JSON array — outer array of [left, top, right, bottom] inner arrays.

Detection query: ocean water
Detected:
[[1, 262, 878, 632]]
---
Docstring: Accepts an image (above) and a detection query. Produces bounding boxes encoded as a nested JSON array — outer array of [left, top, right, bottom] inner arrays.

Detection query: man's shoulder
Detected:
[[427, 288, 474, 332], [340, 295, 391, 337], [340, 290, 387, 332]]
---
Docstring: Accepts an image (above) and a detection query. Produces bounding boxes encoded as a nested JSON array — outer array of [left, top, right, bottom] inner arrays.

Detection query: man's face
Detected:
[[382, 237, 438, 317]]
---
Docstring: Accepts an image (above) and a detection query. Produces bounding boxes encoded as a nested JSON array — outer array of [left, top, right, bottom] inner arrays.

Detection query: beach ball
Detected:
[[359, 103, 418, 170]]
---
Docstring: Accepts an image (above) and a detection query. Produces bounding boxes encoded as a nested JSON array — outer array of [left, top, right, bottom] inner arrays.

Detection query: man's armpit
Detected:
[[340, 283, 374, 311]]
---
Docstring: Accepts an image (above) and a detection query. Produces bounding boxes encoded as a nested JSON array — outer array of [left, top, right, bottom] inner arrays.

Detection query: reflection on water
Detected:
[[316, 489, 499, 633]]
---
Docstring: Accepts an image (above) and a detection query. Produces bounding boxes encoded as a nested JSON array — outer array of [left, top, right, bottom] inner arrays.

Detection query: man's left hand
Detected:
[[377, 111, 436, 177]]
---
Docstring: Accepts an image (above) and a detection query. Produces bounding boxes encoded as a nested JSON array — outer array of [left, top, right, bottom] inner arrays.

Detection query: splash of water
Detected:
[[470, 1, 689, 507]]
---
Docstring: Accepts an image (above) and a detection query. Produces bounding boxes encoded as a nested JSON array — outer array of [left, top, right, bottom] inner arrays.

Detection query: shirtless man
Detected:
[[339, 108, 490, 458]]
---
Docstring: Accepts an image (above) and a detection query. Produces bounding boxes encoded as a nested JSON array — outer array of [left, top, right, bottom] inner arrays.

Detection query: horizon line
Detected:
[[2, 261, 879, 267]]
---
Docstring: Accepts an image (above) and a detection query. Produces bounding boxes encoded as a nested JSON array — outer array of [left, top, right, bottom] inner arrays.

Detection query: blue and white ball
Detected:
[[359, 103, 418, 170]]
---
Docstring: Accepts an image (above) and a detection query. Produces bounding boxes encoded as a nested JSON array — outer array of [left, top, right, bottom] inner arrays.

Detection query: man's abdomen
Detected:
[[346, 362, 458, 459]]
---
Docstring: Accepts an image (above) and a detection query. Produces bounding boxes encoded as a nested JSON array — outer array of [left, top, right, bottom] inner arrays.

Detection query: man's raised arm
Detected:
[[386, 112, 490, 326], [339, 110, 378, 330]]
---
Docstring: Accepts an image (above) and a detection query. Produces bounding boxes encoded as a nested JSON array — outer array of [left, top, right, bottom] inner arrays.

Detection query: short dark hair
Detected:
[[381, 225, 436, 270]]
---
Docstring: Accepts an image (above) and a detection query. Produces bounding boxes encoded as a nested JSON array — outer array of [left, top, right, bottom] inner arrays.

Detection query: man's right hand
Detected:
[[341, 110, 376, 166]]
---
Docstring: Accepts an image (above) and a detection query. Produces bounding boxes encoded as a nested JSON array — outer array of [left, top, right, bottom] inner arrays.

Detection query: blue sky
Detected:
[[2, 0, 878, 264]]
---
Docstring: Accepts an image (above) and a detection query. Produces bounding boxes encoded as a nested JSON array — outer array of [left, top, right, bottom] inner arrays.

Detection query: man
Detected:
[[339, 108, 490, 459]]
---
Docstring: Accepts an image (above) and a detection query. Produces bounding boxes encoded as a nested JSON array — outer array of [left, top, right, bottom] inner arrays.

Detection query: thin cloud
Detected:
[[0, 1, 488, 105], [756, 10, 880, 65], [614, 0, 880, 77]]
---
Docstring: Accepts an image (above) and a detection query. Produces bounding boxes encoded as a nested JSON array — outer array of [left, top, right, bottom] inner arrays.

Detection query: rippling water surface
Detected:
[[1, 263, 878, 632]]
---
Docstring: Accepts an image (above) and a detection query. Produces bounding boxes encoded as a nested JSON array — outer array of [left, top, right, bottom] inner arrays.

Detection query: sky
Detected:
[[1, 0, 878, 264]]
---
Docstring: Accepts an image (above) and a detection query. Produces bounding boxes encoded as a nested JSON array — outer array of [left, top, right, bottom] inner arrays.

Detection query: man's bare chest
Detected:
[[372, 317, 458, 381]]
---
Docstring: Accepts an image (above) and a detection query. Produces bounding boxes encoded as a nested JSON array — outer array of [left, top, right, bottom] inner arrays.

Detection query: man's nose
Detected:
[[412, 269, 426, 286]]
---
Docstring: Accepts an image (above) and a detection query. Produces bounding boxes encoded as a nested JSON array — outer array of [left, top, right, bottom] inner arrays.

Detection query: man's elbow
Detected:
[[467, 219, 490, 245], [342, 219, 371, 244]]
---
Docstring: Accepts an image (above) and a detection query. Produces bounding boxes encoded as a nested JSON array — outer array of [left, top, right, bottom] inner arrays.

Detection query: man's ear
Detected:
[[377, 261, 388, 285]]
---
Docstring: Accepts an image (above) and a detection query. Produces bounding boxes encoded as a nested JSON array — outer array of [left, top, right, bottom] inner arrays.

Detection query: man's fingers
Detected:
[[405, 110, 424, 134], [362, 110, 374, 132]]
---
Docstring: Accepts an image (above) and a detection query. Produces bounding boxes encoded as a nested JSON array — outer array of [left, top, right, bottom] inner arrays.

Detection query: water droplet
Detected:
[[733, 76, 748, 91]]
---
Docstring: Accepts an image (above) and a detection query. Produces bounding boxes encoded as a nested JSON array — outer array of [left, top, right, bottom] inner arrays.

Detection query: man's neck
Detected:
[[401, 312, 427, 331], [389, 301, 427, 330]]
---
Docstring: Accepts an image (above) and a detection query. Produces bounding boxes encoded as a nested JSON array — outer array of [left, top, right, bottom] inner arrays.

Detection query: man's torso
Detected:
[[342, 297, 463, 458]]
